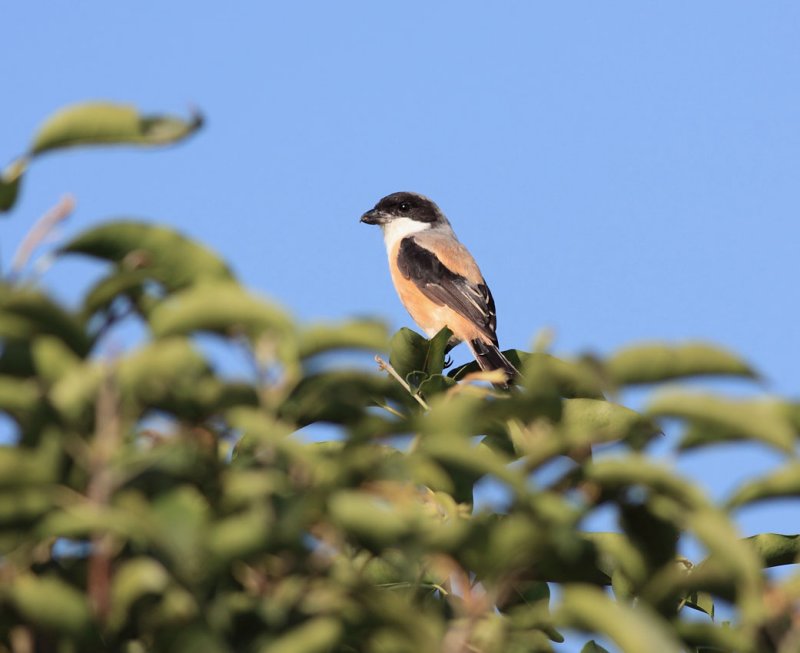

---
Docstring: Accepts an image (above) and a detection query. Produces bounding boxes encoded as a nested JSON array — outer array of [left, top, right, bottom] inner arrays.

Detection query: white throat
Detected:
[[381, 218, 432, 251]]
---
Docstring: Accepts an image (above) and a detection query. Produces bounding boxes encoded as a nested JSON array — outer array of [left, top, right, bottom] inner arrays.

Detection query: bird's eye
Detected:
[[398, 202, 411, 213]]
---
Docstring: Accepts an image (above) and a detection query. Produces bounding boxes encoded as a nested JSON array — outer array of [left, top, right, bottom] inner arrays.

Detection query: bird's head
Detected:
[[360, 192, 445, 227]]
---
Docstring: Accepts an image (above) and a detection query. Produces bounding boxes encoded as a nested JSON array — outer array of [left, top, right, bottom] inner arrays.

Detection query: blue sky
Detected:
[[3, 2, 799, 649]]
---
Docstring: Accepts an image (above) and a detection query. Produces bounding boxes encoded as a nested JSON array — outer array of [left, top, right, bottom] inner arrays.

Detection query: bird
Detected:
[[361, 191, 518, 385]]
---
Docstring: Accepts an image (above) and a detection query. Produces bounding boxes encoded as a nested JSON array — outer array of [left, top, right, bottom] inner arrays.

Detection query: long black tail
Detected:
[[467, 339, 520, 387]]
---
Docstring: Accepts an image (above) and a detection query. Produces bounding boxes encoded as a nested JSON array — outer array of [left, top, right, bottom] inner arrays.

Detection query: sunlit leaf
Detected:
[[208, 505, 272, 563], [149, 485, 210, 581], [560, 398, 660, 448], [584, 456, 710, 511], [62, 220, 233, 291], [31, 102, 202, 154], [452, 351, 606, 399], [727, 462, 800, 508], [674, 622, 744, 652], [149, 281, 292, 339], [109, 558, 170, 631], [10, 574, 91, 634], [1, 103, 201, 213], [328, 490, 412, 547], [297, 319, 389, 359], [648, 393, 795, 453], [606, 341, 757, 386], [31, 335, 81, 385], [262, 617, 342, 653], [745, 533, 800, 568], [557, 586, 683, 653]]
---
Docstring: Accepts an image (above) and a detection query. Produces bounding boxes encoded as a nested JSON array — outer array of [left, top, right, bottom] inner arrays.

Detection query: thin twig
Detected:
[[372, 401, 405, 419], [375, 355, 429, 411], [87, 365, 121, 623], [9, 194, 75, 280]]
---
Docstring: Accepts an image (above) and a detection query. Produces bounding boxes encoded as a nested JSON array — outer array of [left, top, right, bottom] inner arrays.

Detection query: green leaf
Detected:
[[0, 431, 62, 488], [727, 463, 800, 508], [10, 574, 91, 633], [0, 375, 41, 417], [0, 488, 54, 531], [584, 457, 710, 511], [262, 617, 342, 653], [606, 341, 757, 386], [109, 558, 170, 631], [452, 351, 606, 398], [682, 591, 715, 618], [81, 267, 152, 318], [557, 586, 683, 653], [0, 287, 90, 356], [560, 398, 660, 448], [207, 505, 272, 563], [581, 641, 611, 653], [647, 393, 795, 453], [0, 158, 26, 213], [280, 370, 402, 427], [328, 490, 412, 547], [417, 373, 457, 398], [745, 533, 800, 568], [389, 327, 452, 381], [62, 220, 233, 292], [674, 622, 745, 652], [683, 509, 764, 622], [150, 486, 210, 581], [297, 319, 388, 358], [149, 281, 292, 339], [619, 501, 679, 578], [31, 101, 202, 154], [50, 338, 216, 423], [31, 335, 81, 384], [1, 103, 201, 213]]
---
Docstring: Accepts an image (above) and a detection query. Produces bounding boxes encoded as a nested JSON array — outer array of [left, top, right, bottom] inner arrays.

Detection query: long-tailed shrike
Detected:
[[361, 191, 518, 384]]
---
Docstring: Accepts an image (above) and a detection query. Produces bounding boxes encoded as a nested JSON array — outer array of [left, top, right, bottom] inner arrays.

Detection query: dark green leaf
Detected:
[[0, 158, 25, 213], [0, 287, 90, 355], [390, 326, 452, 381], [280, 370, 400, 426]]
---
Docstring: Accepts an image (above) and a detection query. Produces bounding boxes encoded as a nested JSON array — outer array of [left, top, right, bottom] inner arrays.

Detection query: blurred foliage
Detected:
[[0, 103, 797, 653]]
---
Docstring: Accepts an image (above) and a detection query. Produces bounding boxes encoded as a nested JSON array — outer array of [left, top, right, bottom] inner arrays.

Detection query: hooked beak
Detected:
[[360, 209, 388, 225]]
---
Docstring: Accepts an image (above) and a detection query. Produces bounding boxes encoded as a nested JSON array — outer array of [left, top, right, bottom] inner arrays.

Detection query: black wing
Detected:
[[397, 237, 498, 344]]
